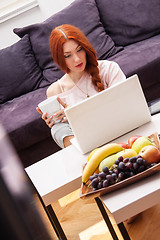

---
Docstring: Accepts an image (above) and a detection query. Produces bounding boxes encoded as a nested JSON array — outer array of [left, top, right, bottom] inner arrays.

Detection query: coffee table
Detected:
[[25, 113, 160, 239]]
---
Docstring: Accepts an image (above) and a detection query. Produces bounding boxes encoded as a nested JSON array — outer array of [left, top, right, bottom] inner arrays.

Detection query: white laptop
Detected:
[[64, 74, 151, 154]]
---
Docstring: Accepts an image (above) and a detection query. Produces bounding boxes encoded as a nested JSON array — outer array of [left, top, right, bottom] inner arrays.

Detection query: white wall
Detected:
[[0, 0, 74, 49]]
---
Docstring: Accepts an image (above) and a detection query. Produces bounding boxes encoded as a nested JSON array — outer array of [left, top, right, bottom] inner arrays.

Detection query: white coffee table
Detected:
[[25, 113, 160, 239]]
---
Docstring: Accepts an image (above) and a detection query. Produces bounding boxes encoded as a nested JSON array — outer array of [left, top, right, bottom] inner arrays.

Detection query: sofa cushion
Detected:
[[0, 35, 46, 104], [109, 34, 160, 102], [0, 87, 50, 152], [96, 0, 160, 46], [14, 0, 123, 84]]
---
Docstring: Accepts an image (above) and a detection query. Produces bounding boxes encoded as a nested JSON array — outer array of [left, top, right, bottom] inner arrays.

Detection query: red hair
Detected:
[[49, 24, 104, 92]]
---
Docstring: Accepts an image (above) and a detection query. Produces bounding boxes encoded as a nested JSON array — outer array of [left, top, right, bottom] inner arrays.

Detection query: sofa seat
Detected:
[[109, 34, 160, 102], [0, 87, 49, 152]]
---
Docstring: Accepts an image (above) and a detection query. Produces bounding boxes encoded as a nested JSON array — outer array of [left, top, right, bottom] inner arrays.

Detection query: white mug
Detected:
[[38, 96, 61, 123]]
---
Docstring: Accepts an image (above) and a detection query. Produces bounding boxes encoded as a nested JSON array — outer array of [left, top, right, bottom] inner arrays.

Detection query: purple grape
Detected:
[[118, 172, 125, 180], [138, 165, 146, 172], [115, 159, 119, 165], [118, 156, 123, 162], [129, 157, 137, 163], [103, 179, 109, 188], [89, 174, 99, 181], [136, 157, 143, 165], [106, 175, 114, 184], [126, 162, 133, 169], [133, 162, 139, 170], [102, 166, 109, 174], [91, 178, 99, 188], [118, 162, 126, 171], [98, 172, 106, 180], [97, 181, 103, 189], [123, 158, 129, 163], [112, 173, 117, 180]]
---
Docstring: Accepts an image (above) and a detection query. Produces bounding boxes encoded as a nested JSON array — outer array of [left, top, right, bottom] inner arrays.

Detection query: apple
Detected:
[[139, 145, 160, 164], [117, 142, 128, 149], [128, 135, 142, 148], [132, 136, 156, 154]]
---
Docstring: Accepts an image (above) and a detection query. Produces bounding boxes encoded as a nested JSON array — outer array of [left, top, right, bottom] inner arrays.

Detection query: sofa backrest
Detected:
[[96, 0, 160, 46]]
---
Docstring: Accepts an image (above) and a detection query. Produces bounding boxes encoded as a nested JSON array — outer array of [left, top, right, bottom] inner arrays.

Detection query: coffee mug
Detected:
[[38, 96, 61, 123]]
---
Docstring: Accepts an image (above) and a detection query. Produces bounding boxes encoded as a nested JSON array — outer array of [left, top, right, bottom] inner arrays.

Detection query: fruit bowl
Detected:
[[80, 132, 160, 198]]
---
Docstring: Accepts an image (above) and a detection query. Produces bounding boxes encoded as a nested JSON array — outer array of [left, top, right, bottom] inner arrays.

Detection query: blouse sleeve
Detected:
[[98, 60, 126, 88]]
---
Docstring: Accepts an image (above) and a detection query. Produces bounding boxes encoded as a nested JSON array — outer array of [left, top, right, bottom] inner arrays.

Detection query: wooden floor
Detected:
[[52, 189, 160, 240]]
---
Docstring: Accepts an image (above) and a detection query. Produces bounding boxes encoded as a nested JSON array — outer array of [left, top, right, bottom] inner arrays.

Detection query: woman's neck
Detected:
[[68, 71, 85, 83]]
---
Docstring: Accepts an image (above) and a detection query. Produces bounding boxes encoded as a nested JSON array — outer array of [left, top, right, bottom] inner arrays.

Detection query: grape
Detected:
[[103, 179, 109, 188], [97, 181, 103, 189], [133, 162, 139, 170], [98, 172, 106, 180], [118, 162, 126, 171], [123, 158, 129, 163], [126, 162, 133, 169], [118, 172, 125, 180], [112, 173, 117, 180], [142, 159, 147, 166], [102, 166, 109, 174], [89, 174, 99, 181], [138, 165, 146, 172], [91, 178, 99, 188], [118, 156, 123, 162], [106, 175, 114, 184], [129, 157, 137, 163], [129, 171, 135, 177], [115, 159, 119, 165], [136, 157, 143, 165]]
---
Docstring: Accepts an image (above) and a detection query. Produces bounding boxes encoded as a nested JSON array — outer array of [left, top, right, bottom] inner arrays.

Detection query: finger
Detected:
[[42, 112, 48, 120], [54, 109, 66, 119], [36, 107, 43, 115], [46, 116, 54, 125], [48, 121, 55, 128], [57, 97, 68, 108], [61, 117, 68, 123]]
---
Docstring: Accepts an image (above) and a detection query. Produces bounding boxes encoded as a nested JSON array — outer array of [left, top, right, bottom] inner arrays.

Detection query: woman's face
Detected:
[[63, 39, 87, 74]]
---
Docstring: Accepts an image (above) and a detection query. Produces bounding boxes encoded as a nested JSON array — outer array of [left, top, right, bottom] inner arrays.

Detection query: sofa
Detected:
[[0, 0, 160, 168]]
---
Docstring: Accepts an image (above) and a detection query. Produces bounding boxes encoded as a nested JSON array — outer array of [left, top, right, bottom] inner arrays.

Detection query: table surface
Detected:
[[100, 172, 160, 224], [25, 113, 160, 206]]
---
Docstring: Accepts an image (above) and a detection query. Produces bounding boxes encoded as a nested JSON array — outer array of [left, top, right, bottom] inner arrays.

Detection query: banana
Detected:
[[82, 143, 123, 183], [99, 148, 137, 172]]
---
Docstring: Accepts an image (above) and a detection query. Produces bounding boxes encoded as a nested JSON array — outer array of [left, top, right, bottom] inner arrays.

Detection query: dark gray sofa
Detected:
[[0, 0, 160, 168]]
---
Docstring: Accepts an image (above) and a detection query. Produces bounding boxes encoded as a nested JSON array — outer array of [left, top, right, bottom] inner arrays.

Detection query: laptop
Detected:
[[64, 74, 151, 154]]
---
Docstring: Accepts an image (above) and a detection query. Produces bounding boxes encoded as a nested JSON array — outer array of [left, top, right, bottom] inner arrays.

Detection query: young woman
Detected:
[[37, 24, 126, 149]]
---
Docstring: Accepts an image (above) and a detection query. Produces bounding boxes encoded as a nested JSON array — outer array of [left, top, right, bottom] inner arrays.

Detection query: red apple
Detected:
[[128, 135, 142, 148], [139, 145, 160, 164], [117, 142, 128, 149]]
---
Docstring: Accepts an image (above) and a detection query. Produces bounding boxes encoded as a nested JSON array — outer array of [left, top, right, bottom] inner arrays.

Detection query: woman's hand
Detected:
[[36, 97, 69, 128]]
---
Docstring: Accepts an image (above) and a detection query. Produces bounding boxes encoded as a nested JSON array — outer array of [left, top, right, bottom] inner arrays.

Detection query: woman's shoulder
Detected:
[[46, 79, 63, 97]]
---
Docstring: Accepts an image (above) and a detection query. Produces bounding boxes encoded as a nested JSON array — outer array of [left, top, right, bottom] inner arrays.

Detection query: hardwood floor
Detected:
[[52, 189, 160, 240]]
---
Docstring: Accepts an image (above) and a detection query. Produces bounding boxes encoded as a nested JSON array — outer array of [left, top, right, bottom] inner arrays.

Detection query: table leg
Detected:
[[95, 197, 119, 240], [47, 204, 68, 240], [118, 222, 131, 240]]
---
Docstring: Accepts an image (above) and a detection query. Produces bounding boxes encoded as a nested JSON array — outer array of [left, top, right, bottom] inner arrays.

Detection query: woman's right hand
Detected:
[[36, 107, 55, 128]]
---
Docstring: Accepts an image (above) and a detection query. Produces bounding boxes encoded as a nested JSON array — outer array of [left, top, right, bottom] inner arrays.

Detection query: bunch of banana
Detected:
[[82, 143, 123, 183]]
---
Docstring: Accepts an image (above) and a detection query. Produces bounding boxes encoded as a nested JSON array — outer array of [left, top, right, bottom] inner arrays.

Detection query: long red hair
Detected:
[[49, 24, 104, 92]]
